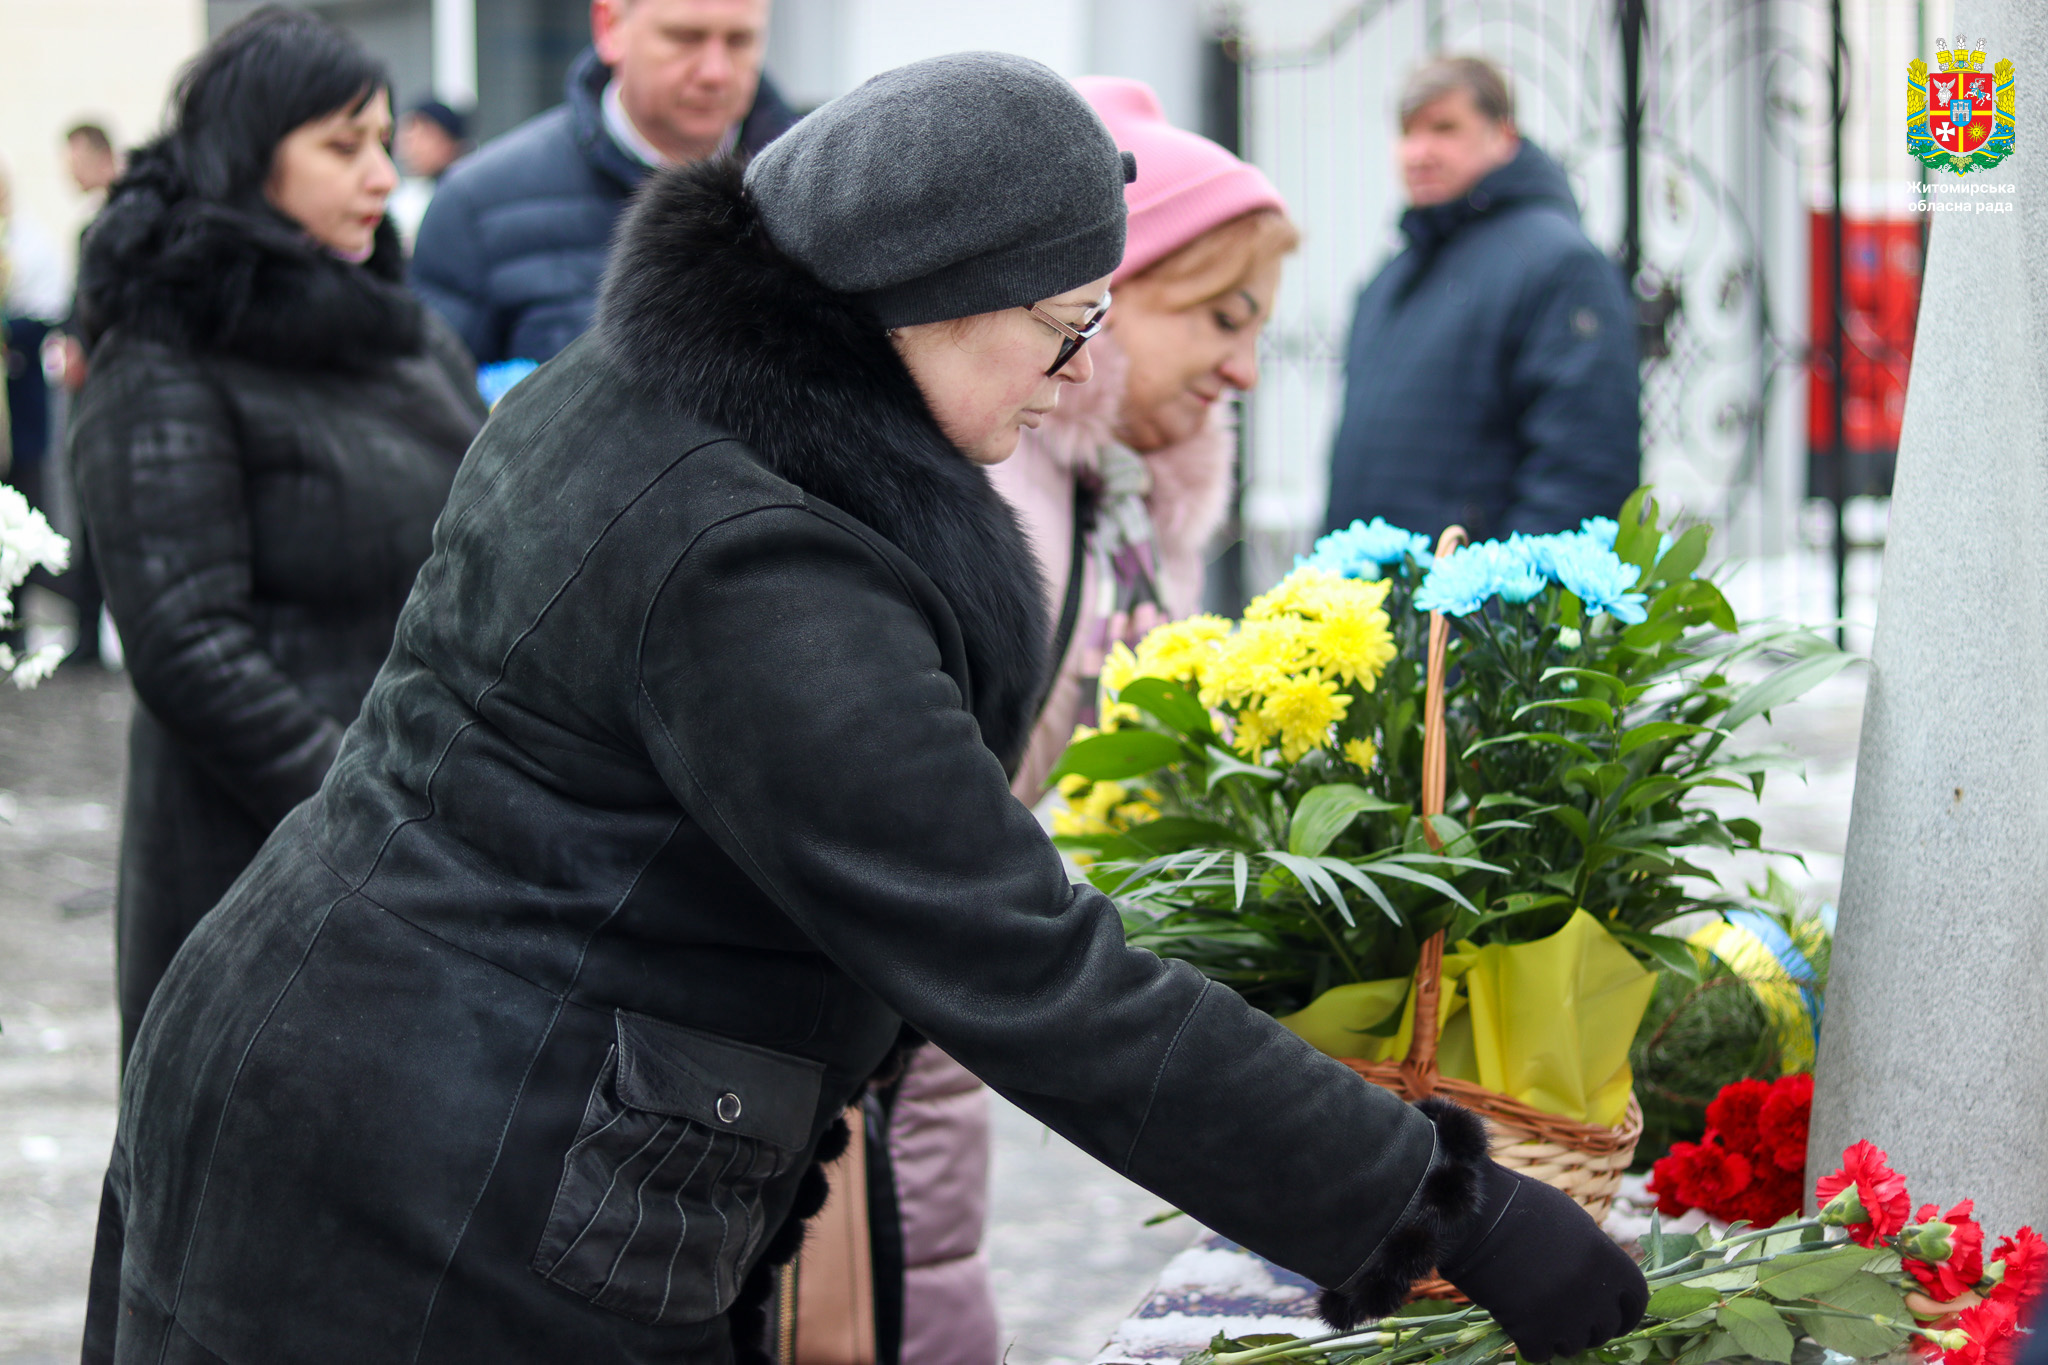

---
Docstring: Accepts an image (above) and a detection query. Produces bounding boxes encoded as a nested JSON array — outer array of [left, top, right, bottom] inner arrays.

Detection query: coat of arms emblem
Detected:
[[1909, 36, 2015, 173]]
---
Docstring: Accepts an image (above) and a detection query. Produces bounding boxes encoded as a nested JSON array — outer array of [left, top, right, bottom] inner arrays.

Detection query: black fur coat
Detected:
[[67, 142, 484, 1059], [76, 141, 425, 367], [83, 159, 1477, 1365]]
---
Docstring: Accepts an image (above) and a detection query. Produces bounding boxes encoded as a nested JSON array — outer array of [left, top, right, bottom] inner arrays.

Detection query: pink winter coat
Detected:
[[986, 332, 1237, 805], [887, 335, 1237, 1365]]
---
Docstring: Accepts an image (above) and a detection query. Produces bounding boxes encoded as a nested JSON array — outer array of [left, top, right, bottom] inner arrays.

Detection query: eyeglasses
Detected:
[[1024, 291, 1112, 376]]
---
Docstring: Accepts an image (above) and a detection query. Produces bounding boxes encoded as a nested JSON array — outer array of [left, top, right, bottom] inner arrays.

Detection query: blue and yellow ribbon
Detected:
[[1687, 910, 1822, 1073]]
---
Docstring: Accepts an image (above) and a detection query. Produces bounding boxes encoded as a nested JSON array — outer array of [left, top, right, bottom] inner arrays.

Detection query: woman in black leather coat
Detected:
[[84, 53, 1642, 1365], [69, 9, 484, 1058]]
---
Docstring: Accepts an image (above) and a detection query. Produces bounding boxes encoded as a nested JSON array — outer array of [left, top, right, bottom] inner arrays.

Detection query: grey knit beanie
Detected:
[[743, 52, 1135, 329]]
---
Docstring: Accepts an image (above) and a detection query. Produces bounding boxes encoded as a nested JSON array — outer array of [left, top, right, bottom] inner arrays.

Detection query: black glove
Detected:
[[1438, 1161, 1648, 1361]]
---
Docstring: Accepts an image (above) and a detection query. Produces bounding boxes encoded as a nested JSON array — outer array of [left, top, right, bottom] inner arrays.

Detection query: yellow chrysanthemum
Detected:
[[1056, 773, 1090, 797], [1344, 737, 1379, 774], [1230, 705, 1276, 759], [1310, 610, 1397, 689], [1114, 800, 1162, 825], [1198, 617, 1308, 709], [1132, 614, 1232, 685], [1259, 673, 1351, 763], [1051, 779, 1132, 838], [1100, 641, 1140, 695], [1245, 566, 1338, 622]]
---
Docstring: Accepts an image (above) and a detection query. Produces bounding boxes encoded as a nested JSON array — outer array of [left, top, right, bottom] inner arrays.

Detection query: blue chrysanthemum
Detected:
[[1414, 541, 1546, 615], [1578, 516, 1620, 548], [1302, 518, 1434, 580], [1543, 535, 1649, 624]]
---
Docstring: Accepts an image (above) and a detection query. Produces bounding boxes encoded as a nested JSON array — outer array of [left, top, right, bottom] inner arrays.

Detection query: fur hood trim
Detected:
[[1319, 1097, 1492, 1327], [1022, 329, 1236, 617], [76, 143, 423, 369], [596, 158, 1050, 769]]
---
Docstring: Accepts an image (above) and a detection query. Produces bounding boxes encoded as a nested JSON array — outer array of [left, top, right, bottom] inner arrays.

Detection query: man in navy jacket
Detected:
[[412, 0, 797, 366], [1324, 56, 1638, 542]]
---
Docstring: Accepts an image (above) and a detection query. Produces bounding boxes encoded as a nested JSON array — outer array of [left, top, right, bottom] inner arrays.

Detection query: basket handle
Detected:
[[1401, 525, 1467, 1096]]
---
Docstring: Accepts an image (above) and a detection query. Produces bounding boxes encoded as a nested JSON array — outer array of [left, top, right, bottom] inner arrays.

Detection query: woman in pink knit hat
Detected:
[[882, 78, 1297, 1365]]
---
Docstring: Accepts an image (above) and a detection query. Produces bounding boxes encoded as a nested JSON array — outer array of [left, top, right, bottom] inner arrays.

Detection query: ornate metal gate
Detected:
[[1229, 0, 1905, 633]]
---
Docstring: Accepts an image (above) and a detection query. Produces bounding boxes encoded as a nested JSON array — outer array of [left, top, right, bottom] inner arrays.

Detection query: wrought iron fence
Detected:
[[1227, 0, 1916, 640]]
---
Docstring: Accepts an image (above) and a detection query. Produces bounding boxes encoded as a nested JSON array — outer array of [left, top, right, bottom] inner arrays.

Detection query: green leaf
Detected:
[[1465, 731, 1601, 763], [1646, 1285, 1720, 1319], [1049, 730, 1184, 782], [1203, 745, 1283, 793], [1656, 1232, 1701, 1268], [1790, 1271, 1910, 1356], [1353, 859, 1479, 912], [1515, 697, 1617, 726], [1611, 928, 1703, 980], [1675, 1329, 1734, 1365], [1718, 1297, 1794, 1363], [1318, 859, 1403, 925], [1651, 523, 1712, 585], [1117, 677, 1215, 740], [1231, 852, 1249, 909], [1757, 1244, 1879, 1300], [1289, 783, 1402, 857], [1720, 652, 1859, 732], [1546, 805, 1593, 847], [1093, 818, 1249, 860], [1619, 721, 1722, 756], [1539, 667, 1627, 700], [1264, 852, 1356, 924]]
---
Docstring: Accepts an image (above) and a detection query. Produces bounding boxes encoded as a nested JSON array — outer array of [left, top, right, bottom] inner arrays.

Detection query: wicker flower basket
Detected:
[[1345, 527, 1644, 1299]]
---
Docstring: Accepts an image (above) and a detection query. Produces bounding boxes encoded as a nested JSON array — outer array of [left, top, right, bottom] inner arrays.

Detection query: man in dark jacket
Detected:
[[1324, 56, 1638, 542], [411, 0, 797, 365]]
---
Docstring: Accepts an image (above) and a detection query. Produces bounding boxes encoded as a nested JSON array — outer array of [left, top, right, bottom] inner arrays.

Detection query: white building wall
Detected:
[[0, 0, 206, 285], [767, 0, 1206, 117]]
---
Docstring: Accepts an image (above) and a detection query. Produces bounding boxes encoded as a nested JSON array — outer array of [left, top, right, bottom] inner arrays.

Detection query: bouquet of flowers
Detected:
[[0, 483, 69, 688], [1648, 1074, 1815, 1228], [1049, 491, 1853, 1121], [1179, 1143, 2045, 1365]]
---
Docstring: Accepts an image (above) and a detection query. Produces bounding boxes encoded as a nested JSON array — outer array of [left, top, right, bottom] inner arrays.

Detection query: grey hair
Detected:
[[1398, 55, 1515, 129]]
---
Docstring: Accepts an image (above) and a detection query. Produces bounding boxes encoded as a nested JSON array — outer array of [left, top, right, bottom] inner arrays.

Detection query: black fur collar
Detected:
[[596, 159, 1050, 772], [76, 143, 423, 370]]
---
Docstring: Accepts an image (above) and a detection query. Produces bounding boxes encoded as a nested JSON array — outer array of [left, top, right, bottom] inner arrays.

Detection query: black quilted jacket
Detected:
[[69, 145, 486, 1057]]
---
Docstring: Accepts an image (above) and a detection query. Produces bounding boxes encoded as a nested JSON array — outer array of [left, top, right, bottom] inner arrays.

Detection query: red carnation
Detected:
[[1989, 1227, 2046, 1313], [1944, 1295, 2023, 1365], [1730, 1165, 1805, 1230], [1705, 1077, 1773, 1156], [1906, 1200, 1988, 1301], [1816, 1140, 1912, 1246], [1757, 1073, 1813, 1174], [1651, 1140, 1754, 1223], [1649, 1143, 1704, 1217]]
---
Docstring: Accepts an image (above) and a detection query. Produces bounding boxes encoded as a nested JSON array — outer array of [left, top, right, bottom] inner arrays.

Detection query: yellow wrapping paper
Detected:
[[1279, 910, 1656, 1128]]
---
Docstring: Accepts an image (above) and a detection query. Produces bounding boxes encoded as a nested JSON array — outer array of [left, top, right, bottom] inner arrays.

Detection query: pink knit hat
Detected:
[[1074, 76, 1289, 282]]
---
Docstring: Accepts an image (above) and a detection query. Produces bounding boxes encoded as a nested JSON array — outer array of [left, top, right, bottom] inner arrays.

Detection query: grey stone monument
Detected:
[[1809, 0, 2048, 1234]]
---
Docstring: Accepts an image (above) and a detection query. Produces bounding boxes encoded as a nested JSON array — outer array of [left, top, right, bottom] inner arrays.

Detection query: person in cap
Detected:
[[83, 54, 1644, 1365], [386, 99, 470, 247], [879, 78, 1302, 1365]]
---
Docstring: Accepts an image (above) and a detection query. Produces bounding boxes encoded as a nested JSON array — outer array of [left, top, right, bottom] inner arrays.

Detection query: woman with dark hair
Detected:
[[69, 6, 484, 1058], [86, 53, 1642, 1365]]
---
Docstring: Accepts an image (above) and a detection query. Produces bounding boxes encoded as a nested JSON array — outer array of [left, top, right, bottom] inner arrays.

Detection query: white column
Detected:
[[1808, 0, 2048, 1234], [432, 0, 477, 108]]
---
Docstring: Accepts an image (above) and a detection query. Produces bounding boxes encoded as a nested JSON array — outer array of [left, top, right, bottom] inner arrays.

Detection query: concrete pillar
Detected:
[[431, 0, 477, 109], [1808, 0, 2048, 1234]]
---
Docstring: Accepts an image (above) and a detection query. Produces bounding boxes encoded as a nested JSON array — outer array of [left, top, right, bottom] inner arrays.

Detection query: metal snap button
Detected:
[[716, 1092, 742, 1124]]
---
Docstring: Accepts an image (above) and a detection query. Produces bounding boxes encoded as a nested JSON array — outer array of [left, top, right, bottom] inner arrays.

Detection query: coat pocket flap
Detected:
[[613, 1011, 824, 1150]]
